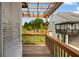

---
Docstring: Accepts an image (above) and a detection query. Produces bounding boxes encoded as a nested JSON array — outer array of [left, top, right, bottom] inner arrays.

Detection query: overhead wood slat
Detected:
[[24, 2, 53, 4], [22, 2, 63, 18], [23, 14, 45, 18], [37, 2, 39, 17], [22, 2, 28, 8], [23, 10, 47, 12], [43, 2, 52, 15], [44, 2, 63, 18], [27, 3, 30, 17]]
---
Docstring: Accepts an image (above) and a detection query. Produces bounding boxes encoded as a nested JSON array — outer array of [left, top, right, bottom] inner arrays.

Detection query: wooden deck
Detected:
[[22, 44, 51, 57]]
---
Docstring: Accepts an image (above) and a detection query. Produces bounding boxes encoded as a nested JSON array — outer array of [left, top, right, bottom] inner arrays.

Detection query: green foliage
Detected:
[[28, 26, 32, 30], [23, 22, 29, 30], [33, 18, 44, 25], [22, 27, 27, 34], [23, 18, 47, 31], [40, 24, 44, 32]]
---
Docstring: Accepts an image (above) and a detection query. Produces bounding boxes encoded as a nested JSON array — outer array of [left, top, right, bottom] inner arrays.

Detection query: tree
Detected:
[[40, 24, 44, 32], [23, 22, 28, 29], [33, 18, 44, 25], [33, 18, 44, 30], [22, 18, 45, 31]]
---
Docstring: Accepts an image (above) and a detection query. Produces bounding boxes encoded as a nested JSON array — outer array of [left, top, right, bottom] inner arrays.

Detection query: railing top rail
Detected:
[[46, 34, 79, 57], [22, 33, 46, 36]]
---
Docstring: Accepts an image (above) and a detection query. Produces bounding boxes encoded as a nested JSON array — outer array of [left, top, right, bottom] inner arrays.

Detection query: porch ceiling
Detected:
[[22, 2, 63, 18]]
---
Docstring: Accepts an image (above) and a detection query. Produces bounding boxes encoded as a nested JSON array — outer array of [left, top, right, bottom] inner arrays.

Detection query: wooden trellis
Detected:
[[22, 2, 63, 18]]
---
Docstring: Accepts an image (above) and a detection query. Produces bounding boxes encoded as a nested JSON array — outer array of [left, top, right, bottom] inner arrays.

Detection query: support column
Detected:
[[65, 35, 68, 44], [49, 31, 52, 36], [59, 34, 62, 41], [45, 16, 48, 34]]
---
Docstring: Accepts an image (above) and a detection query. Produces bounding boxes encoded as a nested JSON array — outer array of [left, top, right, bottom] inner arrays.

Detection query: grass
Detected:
[[22, 35, 45, 45]]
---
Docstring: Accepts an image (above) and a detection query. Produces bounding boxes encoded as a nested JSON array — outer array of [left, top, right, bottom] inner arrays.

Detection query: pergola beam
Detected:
[[24, 2, 53, 4], [22, 2, 63, 18], [44, 2, 63, 17], [33, 12, 34, 17], [27, 3, 31, 17], [23, 6, 48, 9], [22, 2, 28, 8], [43, 2, 52, 15], [23, 14, 45, 18], [23, 10, 46, 12], [37, 2, 39, 17]]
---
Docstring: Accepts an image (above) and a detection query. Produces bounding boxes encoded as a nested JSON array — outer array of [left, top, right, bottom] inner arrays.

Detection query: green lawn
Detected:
[[22, 35, 45, 45]]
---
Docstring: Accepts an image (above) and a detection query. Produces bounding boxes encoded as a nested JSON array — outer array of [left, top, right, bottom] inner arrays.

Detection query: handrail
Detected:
[[22, 33, 46, 36], [46, 34, 79, 57]]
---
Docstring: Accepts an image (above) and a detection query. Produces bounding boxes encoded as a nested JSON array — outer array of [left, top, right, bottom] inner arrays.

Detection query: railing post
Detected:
[[46, 35, 79, 57], [59, 34, 62, 41], [65, 35, 68, 44]]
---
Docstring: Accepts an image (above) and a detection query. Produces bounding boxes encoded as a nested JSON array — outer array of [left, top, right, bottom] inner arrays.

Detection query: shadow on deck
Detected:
[[22, 44, 51, 57]]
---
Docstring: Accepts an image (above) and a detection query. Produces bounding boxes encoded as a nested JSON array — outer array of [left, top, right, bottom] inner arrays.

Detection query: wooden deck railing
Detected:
[[46, 35, 79, 57]]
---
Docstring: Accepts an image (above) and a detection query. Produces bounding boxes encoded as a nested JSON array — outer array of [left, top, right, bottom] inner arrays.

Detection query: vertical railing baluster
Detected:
[[61, 48, 62, 57], [54, 43, 55, 56], [46, 35, 79, 57], [60, 48, 62, 57], [64, 50, 66, 57], [53, 42, 54, 56], [59, 46, 60, 57], [57, 45, 58, 57], [55, 43, 57, 56], [51, 40, 54, 56], [57, 45, 59, 57], [65, 52, 69, 57], [62, 49, 65, 57], [67, 54, 70, 57]]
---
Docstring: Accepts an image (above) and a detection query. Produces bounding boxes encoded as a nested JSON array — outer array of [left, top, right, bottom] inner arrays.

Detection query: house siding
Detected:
[[0, 2, 22, 57]]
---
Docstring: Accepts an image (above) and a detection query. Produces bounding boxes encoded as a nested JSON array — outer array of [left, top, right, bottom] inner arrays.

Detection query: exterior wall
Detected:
[[0, 2, 22, 57], [48, 12, 79, 49], [48, 15, 57, 37], [0, 2, 3, 57], [69, 35, 79, 48]]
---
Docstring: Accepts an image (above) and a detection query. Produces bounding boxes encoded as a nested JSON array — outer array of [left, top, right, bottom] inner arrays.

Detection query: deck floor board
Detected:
[[22, 44, 51, 57]]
